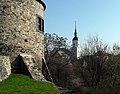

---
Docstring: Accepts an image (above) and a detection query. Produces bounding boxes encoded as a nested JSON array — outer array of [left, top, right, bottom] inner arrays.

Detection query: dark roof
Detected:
[[36, 0, 46, 10], [72, 29, 78, 40], [73, 37, 78, 41]]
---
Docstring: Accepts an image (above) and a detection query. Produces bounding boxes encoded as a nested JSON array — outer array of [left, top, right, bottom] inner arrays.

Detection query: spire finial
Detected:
[[74, 21, 77, 37], [75, 21, 76, 28]]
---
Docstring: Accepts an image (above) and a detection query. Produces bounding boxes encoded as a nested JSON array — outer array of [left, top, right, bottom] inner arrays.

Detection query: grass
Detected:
[[0, 73, 59, 94]]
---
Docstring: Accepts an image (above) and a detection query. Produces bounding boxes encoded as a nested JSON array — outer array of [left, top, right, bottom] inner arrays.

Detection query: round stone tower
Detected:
[[0, 0, 46, 80]]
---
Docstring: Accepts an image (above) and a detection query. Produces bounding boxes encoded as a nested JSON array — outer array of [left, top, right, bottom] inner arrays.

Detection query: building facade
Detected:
[[0, 0, 46, 81]]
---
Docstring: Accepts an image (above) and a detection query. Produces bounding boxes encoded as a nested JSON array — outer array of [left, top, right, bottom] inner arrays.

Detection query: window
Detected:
[[38, 17, 41, 31], [37, 16, 44, 32], [42, 19, 44, 32]]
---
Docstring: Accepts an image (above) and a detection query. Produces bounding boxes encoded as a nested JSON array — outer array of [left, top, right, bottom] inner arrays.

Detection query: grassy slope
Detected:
[[0, 74, 59, 94]]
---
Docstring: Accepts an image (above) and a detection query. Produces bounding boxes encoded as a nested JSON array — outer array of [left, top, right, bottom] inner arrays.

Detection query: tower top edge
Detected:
[[36, 0, 46, 10]]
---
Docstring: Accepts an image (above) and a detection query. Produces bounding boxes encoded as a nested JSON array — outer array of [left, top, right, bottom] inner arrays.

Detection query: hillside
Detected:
[[0, 74, 59, 94]]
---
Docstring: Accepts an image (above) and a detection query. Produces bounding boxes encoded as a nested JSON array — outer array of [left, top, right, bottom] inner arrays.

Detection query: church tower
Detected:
[[71, 23, 80, 59]]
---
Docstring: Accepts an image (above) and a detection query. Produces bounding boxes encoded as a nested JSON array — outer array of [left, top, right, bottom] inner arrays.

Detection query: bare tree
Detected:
[[44, 33, 69, 59], [100, 43, 120, 94], [43, 33, 72, 84], [113, 43, 120, 55], [80, 35, 109, 88]]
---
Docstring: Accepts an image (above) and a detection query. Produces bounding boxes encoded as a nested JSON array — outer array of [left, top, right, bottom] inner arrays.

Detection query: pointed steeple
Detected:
[[73, 21, 78, 41], [74, 21, 77, 38]]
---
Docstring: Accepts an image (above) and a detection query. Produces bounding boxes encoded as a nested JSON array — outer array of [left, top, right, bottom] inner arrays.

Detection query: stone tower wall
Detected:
[[0, 0, 46, 80]]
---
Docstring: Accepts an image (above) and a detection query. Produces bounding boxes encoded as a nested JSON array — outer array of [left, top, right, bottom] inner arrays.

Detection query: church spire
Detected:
[[71, 21, 80, 59], [74, 21, 77, 38], [73, 21, 78, 40]]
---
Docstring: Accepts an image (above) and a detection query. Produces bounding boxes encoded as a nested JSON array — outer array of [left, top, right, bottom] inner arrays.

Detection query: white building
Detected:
[[71, 23, 80, 59]]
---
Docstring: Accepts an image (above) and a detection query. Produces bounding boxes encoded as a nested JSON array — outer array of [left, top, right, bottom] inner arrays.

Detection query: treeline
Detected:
[[77, 36, 120, 94], [43, 33, 120, 94]]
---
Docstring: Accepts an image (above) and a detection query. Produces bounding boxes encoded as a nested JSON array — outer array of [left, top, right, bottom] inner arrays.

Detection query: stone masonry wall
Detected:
[[0, 0, 46, 80], [0, 55, 11, 81]]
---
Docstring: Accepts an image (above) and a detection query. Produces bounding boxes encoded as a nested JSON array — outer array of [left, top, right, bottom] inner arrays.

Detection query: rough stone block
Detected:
[[0, 55, 11, 81]]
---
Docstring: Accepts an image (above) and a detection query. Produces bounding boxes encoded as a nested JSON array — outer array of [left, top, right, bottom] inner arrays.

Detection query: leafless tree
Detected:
[[80, 35, 109, 88], [44, 33, 69, 60]]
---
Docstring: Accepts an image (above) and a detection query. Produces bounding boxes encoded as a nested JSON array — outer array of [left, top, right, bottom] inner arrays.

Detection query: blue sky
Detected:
[[44, 0, 120, 46]]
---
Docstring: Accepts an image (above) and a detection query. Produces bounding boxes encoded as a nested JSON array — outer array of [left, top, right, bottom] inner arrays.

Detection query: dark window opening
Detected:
[[42, 19, 44, 32], [38, 17, 41, 31], [37, 16, 44, 32]]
